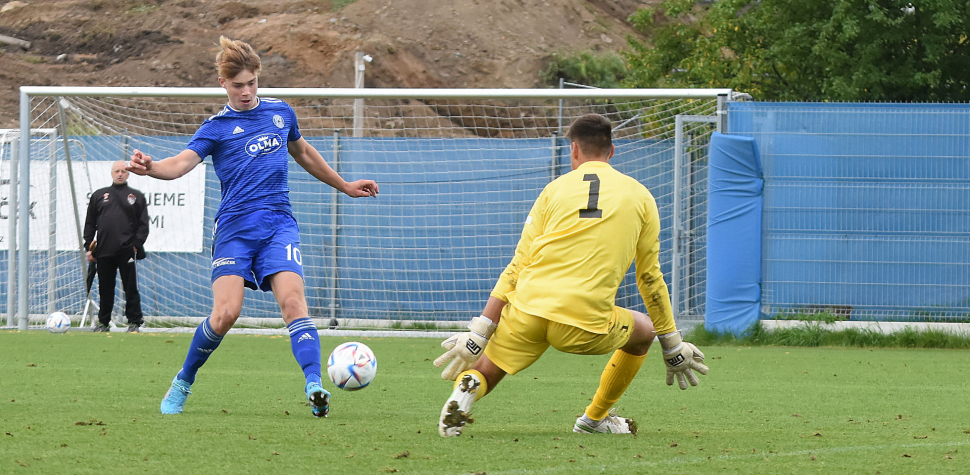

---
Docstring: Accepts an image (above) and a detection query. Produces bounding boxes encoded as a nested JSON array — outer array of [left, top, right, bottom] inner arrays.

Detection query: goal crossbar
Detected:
[[21, 86, 733, 100]]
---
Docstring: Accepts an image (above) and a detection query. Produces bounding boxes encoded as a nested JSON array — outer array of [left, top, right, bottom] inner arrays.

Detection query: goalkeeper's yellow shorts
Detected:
[[484, 303, 634, 375]]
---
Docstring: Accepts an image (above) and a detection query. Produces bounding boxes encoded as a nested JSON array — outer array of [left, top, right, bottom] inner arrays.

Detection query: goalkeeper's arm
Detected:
[[433, 296, 505, 380], [478, 296, 505, 325], [633, 198, 708, 388], [633, 198, 677, 335]]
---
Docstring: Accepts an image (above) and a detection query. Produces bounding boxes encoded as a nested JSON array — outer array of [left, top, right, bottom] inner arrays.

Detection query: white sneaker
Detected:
[[573, 409, 638, 435], [439, 373, 481, 437]]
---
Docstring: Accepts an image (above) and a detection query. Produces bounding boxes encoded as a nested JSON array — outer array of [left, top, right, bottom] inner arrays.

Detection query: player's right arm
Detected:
[[82, 192, 98, 256], [127, 149, 202, 180], [433, 295, 505, 380], [490, 190, 548, 302], [434, 190, 548, 381]]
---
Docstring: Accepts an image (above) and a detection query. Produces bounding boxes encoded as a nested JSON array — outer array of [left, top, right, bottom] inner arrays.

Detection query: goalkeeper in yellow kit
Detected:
[[434, 113, 709, 437]]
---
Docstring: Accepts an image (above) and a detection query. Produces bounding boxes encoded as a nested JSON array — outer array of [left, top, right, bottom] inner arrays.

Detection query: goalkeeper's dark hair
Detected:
[[566, 113, 613, 158], [215, 36, 261, 79]]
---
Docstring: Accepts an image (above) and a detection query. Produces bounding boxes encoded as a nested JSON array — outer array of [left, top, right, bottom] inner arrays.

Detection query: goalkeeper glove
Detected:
[[657, 330, 709, 390], [433, 315, 498, 381]]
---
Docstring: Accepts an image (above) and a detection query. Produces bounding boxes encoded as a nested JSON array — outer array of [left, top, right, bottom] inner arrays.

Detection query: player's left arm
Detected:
[[633, 196, 675, 335], [634, 194, 709, 389], [289, 137, 379, 198]]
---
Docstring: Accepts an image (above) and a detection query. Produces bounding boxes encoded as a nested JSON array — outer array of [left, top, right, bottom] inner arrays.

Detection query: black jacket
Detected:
[[83, 183, 150, 259]]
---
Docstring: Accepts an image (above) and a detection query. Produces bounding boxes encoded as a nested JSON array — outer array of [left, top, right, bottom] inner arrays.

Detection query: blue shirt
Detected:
[[187, 97, 301, 222]]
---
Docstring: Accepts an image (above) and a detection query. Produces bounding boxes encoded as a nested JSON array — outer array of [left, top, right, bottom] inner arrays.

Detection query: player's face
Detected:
[[111, 161, 129, 185], [219, 70, 259, 111]]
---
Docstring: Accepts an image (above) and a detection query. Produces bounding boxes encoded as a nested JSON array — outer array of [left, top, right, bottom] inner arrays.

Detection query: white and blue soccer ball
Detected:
[[46, 311, 71, 333], [327, 341, 377, 391]]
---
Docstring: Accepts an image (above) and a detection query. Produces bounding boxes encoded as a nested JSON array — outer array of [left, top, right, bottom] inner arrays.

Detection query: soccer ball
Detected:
[[327, 342, 377, 391], [46, 312, 71, 333]]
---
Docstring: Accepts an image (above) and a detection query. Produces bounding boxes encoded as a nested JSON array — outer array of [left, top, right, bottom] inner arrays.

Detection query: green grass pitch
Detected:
[[2, 330, 969, 474]]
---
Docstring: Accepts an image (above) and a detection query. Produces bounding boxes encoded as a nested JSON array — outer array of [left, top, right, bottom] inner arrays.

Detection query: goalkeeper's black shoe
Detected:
[[439, 373, 480, 437], [92, 324, 110, 333]]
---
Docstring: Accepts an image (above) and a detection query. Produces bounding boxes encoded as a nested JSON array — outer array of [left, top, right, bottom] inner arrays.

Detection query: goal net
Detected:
[[6, 88, 726, 331]]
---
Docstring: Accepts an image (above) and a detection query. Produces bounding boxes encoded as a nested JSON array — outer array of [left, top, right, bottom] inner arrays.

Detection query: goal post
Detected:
[[9, 86, 730, 332], [2, 127, 60, 330]]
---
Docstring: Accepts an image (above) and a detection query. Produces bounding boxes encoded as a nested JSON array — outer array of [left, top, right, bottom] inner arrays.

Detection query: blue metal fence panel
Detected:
[[729, 102, 970, 321]]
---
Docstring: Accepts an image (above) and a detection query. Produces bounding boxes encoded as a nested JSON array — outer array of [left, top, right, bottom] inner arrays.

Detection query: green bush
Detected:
[[540, 51, 628, 89]]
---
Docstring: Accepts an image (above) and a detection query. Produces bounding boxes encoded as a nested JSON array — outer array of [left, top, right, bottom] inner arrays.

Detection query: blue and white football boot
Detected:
[[306, 381, 330, 418], [160, 376, 192, 414]]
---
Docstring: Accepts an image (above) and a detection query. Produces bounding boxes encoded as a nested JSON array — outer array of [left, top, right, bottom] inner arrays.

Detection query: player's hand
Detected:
[[433, 315, 497, 380], [657, 330, 709, 390], [86, 251, 94, 263], [127, 149, 153, 176], [345, 179, 379, 198]]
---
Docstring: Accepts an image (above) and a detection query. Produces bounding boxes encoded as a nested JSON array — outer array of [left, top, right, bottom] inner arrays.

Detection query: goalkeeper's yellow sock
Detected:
[[585, 349, 647, 421], [454, 369, 489, 401]]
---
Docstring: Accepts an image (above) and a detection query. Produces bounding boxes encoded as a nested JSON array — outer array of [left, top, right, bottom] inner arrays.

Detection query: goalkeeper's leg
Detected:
[[439, 355, 507, 437], [578, 309, 654, 433], [438, 303, 547, 437]]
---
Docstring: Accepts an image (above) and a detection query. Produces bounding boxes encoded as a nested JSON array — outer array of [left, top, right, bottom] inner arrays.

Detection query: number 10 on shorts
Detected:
[[285, 243, 303, 265]]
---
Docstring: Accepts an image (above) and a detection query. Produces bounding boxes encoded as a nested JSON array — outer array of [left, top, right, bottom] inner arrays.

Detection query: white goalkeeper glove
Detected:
[[433, 315, 498, 381], [658, 330, 709, 390]]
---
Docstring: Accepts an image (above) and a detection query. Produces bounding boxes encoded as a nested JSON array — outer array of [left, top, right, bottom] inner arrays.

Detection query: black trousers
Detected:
[[96, 252, 143, 326]]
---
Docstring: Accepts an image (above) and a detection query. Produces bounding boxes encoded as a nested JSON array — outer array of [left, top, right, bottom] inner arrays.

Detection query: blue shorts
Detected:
[[211, 209, 304, 291]]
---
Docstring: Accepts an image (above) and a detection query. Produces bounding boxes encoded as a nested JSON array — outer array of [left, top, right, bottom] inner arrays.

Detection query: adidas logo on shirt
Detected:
[[232, 126, 245, 135]]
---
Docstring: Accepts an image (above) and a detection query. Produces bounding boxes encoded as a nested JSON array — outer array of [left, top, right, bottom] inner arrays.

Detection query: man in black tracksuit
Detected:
[[83, 160, 150, 333]]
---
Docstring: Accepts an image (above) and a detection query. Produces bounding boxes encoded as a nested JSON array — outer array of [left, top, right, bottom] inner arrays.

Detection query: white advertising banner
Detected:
[[1, 160, 206, 252]]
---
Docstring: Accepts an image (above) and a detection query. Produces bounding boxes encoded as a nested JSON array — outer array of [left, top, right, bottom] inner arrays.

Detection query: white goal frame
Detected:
[[10, 86, 731, 333]]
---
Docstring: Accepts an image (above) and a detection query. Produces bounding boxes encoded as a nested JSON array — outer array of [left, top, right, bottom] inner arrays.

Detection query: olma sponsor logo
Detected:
[[245, 133, 283, 157]]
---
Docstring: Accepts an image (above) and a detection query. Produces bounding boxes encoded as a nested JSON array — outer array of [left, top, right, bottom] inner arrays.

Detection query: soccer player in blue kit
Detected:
[[127, 37, 379, 418]]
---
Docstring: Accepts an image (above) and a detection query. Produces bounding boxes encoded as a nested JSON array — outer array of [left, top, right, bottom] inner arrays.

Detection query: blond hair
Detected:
[[215, 36, 261, 79]]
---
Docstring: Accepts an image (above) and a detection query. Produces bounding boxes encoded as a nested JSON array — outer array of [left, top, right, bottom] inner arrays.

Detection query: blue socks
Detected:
[[176, 317, 223, 385], [288, 317, 322, 386], [173, 317, 321, 388]]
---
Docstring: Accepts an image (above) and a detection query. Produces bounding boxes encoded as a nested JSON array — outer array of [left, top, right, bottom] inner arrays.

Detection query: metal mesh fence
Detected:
[[730, 102, 970, 322]]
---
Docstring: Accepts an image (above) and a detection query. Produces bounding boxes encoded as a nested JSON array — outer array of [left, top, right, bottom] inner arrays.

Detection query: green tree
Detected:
[[624, 0, 970, 102], [540, 51, 628, 89]]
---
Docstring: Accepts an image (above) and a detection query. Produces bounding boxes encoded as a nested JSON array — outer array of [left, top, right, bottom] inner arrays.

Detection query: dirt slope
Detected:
[[0, 0, 654, 128]]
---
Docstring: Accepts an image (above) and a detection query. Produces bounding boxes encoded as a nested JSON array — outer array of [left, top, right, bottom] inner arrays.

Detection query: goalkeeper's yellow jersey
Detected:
[[491, 160, 676, 335]]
